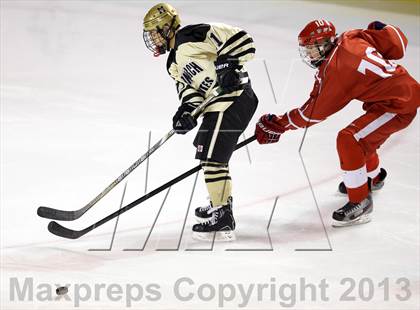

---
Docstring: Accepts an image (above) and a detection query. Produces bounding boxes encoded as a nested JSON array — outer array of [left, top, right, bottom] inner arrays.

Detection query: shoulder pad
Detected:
[[174, 24, 211, 49]]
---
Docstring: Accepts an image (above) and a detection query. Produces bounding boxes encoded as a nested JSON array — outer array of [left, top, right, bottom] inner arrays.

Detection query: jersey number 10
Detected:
[[357, 47, 397, 78]]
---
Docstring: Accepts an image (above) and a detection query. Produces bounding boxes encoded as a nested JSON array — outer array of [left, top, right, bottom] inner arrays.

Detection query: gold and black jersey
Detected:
[[166, 23, 255, 114]]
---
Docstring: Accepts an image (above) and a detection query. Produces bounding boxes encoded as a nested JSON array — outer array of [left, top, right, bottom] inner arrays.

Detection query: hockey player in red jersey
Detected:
[[255, 20, 420, 226]]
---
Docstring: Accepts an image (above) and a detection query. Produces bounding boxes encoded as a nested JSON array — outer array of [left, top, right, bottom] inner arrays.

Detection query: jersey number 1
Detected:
[[357, 47, 397, 78]]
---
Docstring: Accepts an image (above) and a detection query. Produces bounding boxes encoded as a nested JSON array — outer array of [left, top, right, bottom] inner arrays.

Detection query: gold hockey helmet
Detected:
[[143, 3, 181, 57]]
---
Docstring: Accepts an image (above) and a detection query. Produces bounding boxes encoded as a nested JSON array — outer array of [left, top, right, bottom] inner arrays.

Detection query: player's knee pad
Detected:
[[336, 128, 358, 149], [336, 128, 365, 170], [337, 128, 364, 156], [201, 161, 232, 206]]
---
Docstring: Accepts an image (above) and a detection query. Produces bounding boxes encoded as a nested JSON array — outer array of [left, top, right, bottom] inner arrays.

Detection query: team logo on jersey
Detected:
[[199, 77, 214, 93], [181, 62, 203, 84], [197, 145, 203, 152]]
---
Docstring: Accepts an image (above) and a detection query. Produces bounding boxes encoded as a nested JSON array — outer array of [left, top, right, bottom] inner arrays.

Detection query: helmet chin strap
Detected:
[[156, 16, 177, 54], [165, 16, 178, 51], [313, 45, 326, 67], [312, 41, 335, 67]]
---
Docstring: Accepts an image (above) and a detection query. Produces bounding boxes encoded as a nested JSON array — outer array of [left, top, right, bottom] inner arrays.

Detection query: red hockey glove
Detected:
[[255, 114, 287, 144]]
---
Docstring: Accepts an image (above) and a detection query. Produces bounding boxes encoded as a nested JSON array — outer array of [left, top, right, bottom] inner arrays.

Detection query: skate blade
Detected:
[[332, 214, 371, 228], [192, 230, 236, 242]]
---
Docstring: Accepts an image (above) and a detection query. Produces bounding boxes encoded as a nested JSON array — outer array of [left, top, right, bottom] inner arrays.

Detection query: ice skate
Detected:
[[192, 200, 235, 241], [332, 194, 373, 227], [195, 197, 232, 223], [338, 168, 387, 194]]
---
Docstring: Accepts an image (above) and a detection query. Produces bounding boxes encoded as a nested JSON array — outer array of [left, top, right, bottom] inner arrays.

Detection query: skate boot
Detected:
[[192, 199, 235, 242], [338, 168, 387, 194], [195, 197, 232, 223], [332, 193, 373, 227]]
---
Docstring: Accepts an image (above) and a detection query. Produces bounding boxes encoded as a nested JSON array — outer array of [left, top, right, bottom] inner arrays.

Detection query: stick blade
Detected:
[[37, 206, 79, 221], [47, 221, 84, 239]]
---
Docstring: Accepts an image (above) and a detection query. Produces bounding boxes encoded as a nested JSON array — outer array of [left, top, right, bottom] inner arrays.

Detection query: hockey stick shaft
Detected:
[[48, 135, 256, 239], [37, 87, 224, 221], [38, 130, 175, 221]]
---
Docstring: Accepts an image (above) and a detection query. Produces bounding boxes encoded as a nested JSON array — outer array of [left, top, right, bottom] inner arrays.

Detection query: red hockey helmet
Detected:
[[298, 20, 336, 68]]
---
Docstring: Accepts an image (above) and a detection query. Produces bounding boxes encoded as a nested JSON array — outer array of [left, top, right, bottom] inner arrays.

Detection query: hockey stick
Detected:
[[47, 135, 256, 239], [37, 86, 227, 221]]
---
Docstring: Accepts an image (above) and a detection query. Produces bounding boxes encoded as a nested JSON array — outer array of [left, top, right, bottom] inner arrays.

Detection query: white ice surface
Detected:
[[1, 1, 419, 309]]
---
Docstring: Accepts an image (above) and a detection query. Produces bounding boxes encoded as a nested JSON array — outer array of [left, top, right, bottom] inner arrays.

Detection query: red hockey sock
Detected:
[[347, 183, 369, 203], [366, 152, 380, 179], [337, 128, 369, 203]]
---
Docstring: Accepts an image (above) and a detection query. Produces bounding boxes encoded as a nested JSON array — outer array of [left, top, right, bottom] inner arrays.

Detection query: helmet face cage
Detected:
[[298, 20, 336, 68], [143, 29, 167, 57], [143, 16, 177, 57], [298, 39, 332, 68]]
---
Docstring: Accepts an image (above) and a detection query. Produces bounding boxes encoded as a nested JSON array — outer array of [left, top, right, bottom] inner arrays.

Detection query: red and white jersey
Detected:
[[284, 24, 420, 130]]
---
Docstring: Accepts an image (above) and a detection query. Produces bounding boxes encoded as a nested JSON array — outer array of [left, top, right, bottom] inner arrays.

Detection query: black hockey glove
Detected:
[[172, 104, 198, 135], [214, 55, 242, 93]]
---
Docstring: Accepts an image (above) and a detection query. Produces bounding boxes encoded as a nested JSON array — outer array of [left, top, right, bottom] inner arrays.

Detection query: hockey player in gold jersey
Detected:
[[143, 3, 258, 241]]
